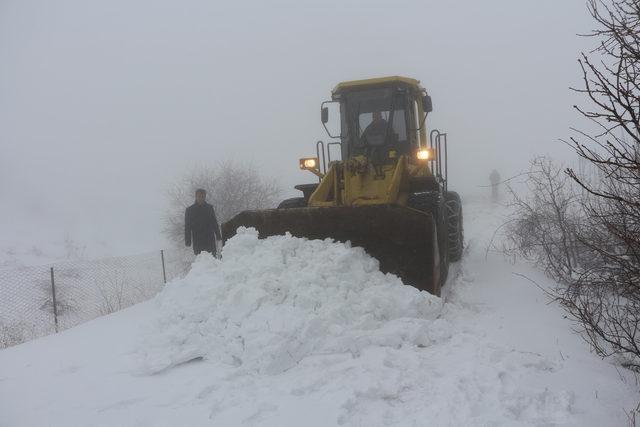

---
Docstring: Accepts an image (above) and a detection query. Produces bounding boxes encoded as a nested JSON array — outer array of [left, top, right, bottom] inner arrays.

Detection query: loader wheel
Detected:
[[277, 197, 307, 209], [445, 191, 464, 262]]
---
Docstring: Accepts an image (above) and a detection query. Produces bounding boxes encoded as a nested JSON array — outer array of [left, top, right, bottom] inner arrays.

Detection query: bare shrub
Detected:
[[97, 271, 129, 315], [39, 273, 77, 320], [506, 0, 640, 374], [503, 157, 584, 282], [505, 157, 640, 373], [0, 320, 28, 348]]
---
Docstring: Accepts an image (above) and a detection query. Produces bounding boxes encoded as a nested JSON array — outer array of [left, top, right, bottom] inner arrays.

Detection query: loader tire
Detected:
[[445, 191, 464, 262], [408, 192, 448, 292], [277, 197, 307, 209]]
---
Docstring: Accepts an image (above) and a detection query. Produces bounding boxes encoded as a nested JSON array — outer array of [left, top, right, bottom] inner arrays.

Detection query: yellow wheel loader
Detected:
[[221, 76, 463, 296]]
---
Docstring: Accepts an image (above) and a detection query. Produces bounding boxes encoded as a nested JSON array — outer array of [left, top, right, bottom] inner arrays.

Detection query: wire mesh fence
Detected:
[[0, 248, 194, 349]]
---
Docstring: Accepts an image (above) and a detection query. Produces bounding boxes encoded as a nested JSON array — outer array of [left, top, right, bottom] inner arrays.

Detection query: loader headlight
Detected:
[[300, 157, 319, 170], [417, 148, 435, 161]]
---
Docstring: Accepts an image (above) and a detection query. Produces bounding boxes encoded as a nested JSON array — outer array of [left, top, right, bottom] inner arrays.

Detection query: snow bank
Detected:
[[139, 227, 443, 375], [3, 199, 637, 427]]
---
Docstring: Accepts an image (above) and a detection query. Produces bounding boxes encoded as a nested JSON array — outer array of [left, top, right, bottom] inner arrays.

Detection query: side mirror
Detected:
[[321, 107, 329, 124], [422, 95, 433, 114], [320, 101, 340, 139]]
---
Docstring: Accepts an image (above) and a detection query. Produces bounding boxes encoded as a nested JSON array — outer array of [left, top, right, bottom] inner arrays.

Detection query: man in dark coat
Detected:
[[362, 111, 389, 147], [185, 189, 221, 256]]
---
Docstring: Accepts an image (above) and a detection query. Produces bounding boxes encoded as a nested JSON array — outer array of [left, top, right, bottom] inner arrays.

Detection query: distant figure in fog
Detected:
[[490, 169, 501, 202], [185, 189, 221, 256]]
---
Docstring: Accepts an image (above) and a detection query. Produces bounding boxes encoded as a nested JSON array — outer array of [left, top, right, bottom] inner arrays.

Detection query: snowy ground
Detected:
[[0, 198, 638, 426]]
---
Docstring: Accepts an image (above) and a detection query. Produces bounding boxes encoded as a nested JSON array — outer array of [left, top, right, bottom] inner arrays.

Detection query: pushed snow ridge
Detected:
[[139, 227, 443, 375]]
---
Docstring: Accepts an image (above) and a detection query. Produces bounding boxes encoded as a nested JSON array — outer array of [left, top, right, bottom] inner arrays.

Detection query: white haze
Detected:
[[0, 0, 593, 263]]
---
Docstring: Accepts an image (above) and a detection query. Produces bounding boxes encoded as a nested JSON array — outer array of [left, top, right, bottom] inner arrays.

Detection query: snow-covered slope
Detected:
[[0, 198, 638, 426]]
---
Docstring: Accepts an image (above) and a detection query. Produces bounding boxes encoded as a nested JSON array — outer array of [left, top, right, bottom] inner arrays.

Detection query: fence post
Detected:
[[50, 267, 59, 333], [160, 250, 167, 284]]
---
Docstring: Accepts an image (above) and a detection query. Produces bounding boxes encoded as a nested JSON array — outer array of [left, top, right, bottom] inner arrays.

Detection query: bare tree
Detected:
[[504, 1, 640, 376], [559, 0, 640, 372], [163, 162, 281, 246]]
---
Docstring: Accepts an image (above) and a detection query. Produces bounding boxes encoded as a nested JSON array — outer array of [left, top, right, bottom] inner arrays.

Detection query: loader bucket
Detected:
[[221, 205, 441, 295]]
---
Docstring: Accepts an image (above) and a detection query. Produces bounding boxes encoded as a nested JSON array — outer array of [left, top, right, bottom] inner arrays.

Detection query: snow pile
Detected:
[[139, 227, 444, 375], [2, 199, 638, 426]]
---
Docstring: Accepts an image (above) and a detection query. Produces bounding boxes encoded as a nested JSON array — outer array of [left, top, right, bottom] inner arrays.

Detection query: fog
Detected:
[[0, 0, 594, 261]]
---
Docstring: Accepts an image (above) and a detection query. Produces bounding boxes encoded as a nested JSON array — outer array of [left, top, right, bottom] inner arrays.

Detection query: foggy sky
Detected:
[[0, 0, 595, 257]]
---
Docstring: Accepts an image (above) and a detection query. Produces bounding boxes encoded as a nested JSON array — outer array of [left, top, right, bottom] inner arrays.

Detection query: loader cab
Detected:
[[322, 77, 431, 164]]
